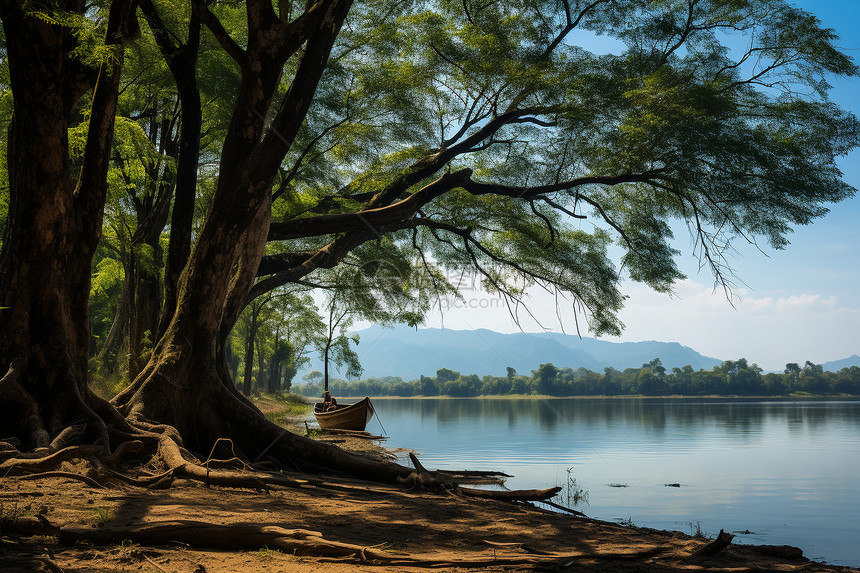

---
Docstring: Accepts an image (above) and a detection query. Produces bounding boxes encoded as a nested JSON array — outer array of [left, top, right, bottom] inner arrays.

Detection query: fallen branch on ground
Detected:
[[14, 471, 104, 488], [537, 498, 588, 517], [56, 520, 403, 561]]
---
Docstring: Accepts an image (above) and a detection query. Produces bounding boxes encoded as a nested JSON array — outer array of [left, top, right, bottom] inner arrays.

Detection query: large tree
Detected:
[[0, 0, 140, 448], [1, 0, 858, 485]]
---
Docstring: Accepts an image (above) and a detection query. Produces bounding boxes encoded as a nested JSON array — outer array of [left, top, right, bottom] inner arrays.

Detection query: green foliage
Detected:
[[90, 506, 112, 526], [89, 359, 129, 399], [534, 363, 560, 396], [294, 358, 860, 398], [89, 253, 125, 358], [230, 289, 329, 394], [255, 547, 282, 561], [272, 0, 858, 337], [30, 4, 116, 68]]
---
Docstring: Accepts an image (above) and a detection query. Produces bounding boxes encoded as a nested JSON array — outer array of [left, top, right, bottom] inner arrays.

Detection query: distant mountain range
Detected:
[[297, 326, 859, 380], [822, 354, 860, 372], [300, 325, 725, 381]]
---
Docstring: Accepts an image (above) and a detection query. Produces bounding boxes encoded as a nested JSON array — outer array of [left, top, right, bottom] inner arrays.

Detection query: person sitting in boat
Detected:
[[322, 391, 338, 412]]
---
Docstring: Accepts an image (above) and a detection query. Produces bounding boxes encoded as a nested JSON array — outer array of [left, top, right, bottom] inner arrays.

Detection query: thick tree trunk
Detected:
[[0, 0, 138, 448], [109, 0, 423, 483], [113, 155, 274, 438], [324, 344, 331, 393]]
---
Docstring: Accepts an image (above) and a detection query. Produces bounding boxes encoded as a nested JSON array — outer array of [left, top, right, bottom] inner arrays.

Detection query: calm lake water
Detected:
[[363, 397, 860, 566]]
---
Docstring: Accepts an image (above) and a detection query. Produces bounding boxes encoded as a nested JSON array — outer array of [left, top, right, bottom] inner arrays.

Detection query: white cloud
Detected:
[[419, 278, 860, 371], [608, 280, 860, 370]]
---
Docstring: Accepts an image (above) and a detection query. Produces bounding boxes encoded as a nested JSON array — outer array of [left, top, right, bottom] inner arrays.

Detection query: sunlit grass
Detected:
[[253, 392, 312, 426]]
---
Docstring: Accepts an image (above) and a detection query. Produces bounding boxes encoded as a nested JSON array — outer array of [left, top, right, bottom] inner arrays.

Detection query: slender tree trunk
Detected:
[[95, 275, 130, 368], [257, 346, 267, 394], [145, 2, 202, 340], [324, 343, 331, 393], [243, 322, 256, 397], [128, 238, 163, 381], [267, 334, 281, 393]]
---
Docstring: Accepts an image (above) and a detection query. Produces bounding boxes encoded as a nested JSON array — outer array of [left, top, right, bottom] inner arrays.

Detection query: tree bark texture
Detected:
[[112, 0, 368, 475], [0, 0, 139, 448]]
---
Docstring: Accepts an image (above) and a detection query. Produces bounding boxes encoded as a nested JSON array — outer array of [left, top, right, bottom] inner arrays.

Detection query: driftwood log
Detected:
[[690, 529, 735, 557], [404, 452, 561, 501]]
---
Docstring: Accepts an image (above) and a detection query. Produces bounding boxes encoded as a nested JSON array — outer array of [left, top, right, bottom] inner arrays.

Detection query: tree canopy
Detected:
[[243, 0, 858, 342]]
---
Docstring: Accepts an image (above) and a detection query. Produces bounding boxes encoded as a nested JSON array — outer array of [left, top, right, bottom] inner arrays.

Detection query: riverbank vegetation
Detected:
[[296, 358, 860, 398]]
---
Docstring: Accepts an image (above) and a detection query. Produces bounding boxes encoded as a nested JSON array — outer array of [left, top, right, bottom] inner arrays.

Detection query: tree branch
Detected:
[[194, 0, 247, 68]]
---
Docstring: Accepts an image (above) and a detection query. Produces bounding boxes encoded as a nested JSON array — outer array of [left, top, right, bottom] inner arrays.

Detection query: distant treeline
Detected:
[[296, 358, 860, 398]]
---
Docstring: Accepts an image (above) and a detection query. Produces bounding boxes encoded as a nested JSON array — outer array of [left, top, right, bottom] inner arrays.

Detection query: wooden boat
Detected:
[[313, 396, 375, 431]]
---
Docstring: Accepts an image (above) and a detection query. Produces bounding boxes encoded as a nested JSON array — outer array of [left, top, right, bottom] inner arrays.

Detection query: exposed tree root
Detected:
[[153, 434, 268, 489], [48, 424, 87, 452], [56, 519, 403, 561], [319, 546, 669, 568], [483, 539, 554, 555], [2, 364, 573, 510], [102, 439, 145, 467], [14, 471, 104, 488], [0, 446, 101, 476], [1, 437, 22, 449], [0, 516, 60, 537], [0, 515, 674, 569], [0, 429, 564, 512], [0, 361, 50, 449]]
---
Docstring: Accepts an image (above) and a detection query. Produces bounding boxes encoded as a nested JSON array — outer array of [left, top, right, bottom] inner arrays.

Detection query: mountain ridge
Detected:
[[301, 325, 725, 380], [822, 354, 860, 372]]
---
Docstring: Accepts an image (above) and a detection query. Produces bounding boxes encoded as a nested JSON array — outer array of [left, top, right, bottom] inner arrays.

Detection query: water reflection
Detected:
[[379, 397, 860, 435], [371, 398, 860, 566]]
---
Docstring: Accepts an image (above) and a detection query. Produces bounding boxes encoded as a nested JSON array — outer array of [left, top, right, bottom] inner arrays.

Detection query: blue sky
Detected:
[[421, 1, 860, 371]]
